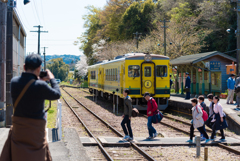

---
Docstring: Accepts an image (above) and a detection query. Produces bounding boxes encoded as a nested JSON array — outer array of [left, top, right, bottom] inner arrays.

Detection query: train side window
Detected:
[[128, 65, 140, 77], [156, 66, 167, 77], [115, 68, 117, 81], [144, 66, 151, 77]]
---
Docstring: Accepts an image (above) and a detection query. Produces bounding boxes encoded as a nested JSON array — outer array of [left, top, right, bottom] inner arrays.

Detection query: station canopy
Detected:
[[170, 51, 236, 66]]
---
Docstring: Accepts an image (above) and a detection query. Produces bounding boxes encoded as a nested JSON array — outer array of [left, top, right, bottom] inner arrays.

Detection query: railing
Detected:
[[55, 99, 62, 141]]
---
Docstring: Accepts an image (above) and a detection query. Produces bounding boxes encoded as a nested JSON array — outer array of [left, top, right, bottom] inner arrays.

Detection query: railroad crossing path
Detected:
[[89, 137, 240, 147], [0, 128, 91, 161]]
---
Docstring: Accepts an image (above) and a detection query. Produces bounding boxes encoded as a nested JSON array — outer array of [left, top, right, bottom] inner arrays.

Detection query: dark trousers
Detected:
[[211, 122, 225, 139], [186, 92, 190, 99], [121, 115, 133, 138], [197, 124, 206, 136], [190, 124, 209, 140]]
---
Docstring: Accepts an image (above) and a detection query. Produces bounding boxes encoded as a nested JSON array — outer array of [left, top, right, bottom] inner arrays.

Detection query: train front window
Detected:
[[144, 66, 151, 77], [128, 65, 140, 77], [156, 66, 167, 77]]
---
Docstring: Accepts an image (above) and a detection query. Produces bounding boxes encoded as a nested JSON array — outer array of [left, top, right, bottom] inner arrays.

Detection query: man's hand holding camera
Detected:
[[40, 69, 55, 81]]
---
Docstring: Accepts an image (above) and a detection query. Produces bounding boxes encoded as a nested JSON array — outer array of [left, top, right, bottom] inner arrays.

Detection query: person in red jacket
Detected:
[[144, 92, 158, 139]]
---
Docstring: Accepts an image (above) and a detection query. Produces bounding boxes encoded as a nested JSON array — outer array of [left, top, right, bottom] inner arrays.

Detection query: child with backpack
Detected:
[[198, 95, 207, 141], [186, 98, 210, 143], [121, 89, 133, 141]]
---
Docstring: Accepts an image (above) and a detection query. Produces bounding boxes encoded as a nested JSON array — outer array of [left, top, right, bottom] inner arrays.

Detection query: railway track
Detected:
[[61, 88, 156, 161], [140, 114, 240, 155], [63, 86, 240, 156]]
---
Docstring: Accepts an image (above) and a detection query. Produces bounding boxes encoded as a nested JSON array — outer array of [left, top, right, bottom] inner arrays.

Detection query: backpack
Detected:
[[196, 105, 208, 122], [150, 99, 163, 124], [132, 108, 139, 117]]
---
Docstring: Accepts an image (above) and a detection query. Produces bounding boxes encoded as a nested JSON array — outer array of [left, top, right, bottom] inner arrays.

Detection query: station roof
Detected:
[[170, 51, 236, 66]]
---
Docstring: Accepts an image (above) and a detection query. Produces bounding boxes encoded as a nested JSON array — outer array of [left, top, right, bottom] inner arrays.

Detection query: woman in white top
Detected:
[[210, 96, 226, 141]]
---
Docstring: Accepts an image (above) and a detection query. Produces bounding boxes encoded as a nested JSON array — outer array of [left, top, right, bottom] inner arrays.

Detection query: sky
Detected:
[[16, 0, 107, 56]]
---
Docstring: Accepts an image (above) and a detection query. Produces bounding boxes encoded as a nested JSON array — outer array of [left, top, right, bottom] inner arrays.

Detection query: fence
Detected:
[[55, 100, 62, 141]]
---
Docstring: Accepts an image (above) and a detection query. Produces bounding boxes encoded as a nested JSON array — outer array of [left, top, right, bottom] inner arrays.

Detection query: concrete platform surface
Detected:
[[80, 137, 97, 146], [98, 137, 240, 146], [169, 95, 240, 134], [0, 128, 91, 161]]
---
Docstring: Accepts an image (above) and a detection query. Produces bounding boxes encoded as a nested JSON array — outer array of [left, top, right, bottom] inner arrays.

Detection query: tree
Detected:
[[75, 55, 88, 78], [46, 58, 69, 81], [119, 0, 156, 39]]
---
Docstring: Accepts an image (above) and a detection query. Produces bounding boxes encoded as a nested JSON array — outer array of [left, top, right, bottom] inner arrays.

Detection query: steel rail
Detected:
[[62, 96, 114, 161], [62, 88, 156, 161], [64, 86, 240, 156], [141, 114, 240, 155]]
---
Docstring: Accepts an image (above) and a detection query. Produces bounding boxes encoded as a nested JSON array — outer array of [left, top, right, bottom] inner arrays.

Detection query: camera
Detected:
[[40, 71, 48, 78]]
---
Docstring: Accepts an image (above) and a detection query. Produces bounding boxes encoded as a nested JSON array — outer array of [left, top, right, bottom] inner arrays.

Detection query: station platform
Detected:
[[168, 94, 240, 134], [80, 137, 240, 147], [0, 128, 91, 161]]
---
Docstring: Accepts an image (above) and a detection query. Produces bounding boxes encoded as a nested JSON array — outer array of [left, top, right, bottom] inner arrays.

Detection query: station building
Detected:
[[12, 9, 26, 77], [170, 51, 236, 96]]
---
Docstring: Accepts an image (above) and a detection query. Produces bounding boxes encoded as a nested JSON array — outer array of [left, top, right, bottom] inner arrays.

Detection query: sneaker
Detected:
[[219, 138, 226, 142], [128, 137, 133, 141], [186, 139, 193, 143], [153, 133, 158, 138], [201, 137, 206, 141], [123, 135, 130, 140], [205, 139, 211, 143], [146, 136, 154, 140]]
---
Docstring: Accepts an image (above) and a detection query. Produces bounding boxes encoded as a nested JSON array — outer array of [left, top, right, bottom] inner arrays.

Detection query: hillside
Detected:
[[41, 55, 81, 65]]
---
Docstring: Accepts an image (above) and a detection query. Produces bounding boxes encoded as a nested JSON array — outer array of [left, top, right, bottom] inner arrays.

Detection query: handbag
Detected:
[[150, 99, 163, 124]]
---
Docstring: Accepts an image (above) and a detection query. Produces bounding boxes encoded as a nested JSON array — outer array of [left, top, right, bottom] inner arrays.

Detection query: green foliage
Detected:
[[46, 58, 69, 81], [79, 0, 237, 61], [120, 0, 156, 39]]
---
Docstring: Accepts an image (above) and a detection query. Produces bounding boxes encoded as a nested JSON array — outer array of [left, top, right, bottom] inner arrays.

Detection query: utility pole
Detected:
[[160, 18, 170, 56], [232, 0, 240, 75], [30, 25, 48, 55], [133, 31, 142, 49], [6, 0, 13, 127], [0, 1, 7, 126], [42, 47, 48, 70]]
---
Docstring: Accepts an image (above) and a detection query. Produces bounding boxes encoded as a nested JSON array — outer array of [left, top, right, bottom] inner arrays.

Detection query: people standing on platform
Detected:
[[227, 74, 235, 104], [186, 98, 210, 143], [144, 92, 158, 139], [236, 83, 240, 108], [185, 72, 191, 100], [207, 94, 214, 116], [198, 95, 207, 141], [210, 96, 227, 141], [170, 75, 173, 89], [0, 54, 61, 161], [121, 89, 133, 141]]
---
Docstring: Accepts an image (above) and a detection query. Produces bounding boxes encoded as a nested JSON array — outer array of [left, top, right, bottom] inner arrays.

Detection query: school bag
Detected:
[[150, 99, 163, 124], [236, 85, 240, 93], [132, 108, 139, 117], [196, 105, 208, 122]]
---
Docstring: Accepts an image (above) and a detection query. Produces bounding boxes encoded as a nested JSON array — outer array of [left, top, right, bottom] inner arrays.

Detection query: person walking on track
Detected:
[[121, 89, 133, 141], [227, 74, 235, 104], [185, 72, 191, 100], [186, 98, 210, 143], [144, 92, 158, 139], [210, 96, 227, 141], [0, 54, 61, 161]]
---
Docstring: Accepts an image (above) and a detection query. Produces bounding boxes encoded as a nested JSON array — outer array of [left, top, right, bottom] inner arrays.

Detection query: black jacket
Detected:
[[11, 73, 61, 120]]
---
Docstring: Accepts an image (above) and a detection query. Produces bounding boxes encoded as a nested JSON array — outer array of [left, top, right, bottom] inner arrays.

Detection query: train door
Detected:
[[142, 63, 155, 95]]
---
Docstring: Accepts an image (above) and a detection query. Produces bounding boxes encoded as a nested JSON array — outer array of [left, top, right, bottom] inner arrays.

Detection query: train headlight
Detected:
[[144, 54, 152, 62]]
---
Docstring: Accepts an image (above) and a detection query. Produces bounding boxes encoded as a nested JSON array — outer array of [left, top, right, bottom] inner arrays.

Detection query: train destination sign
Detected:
[[210, 61, 221, 70]]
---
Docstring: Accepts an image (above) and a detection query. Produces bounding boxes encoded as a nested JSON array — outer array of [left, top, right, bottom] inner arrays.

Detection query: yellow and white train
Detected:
[[88, 53, 170, 110]]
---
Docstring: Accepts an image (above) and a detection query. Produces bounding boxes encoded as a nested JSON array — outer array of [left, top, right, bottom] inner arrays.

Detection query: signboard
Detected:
[[210, 61, 221, 70]]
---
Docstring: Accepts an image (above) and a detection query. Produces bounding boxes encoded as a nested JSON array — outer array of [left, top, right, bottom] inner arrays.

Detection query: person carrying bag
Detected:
[[210, 96, 228, 141]]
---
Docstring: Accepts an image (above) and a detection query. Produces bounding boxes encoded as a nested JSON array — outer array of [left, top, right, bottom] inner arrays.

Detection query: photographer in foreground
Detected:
[[0, 54, 61, 161]]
